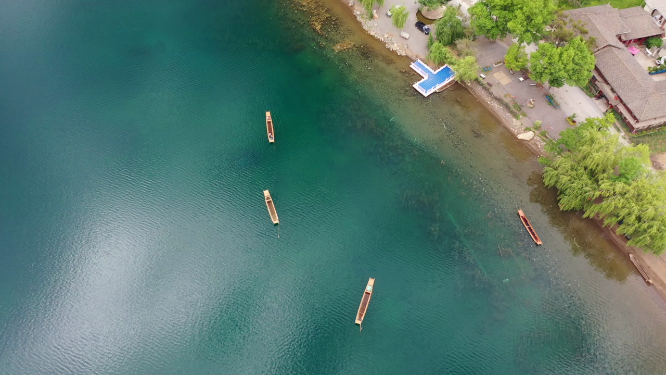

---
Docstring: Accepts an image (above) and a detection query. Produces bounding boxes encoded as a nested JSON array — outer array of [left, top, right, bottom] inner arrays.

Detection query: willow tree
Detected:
[[541, 114, 666, 255], [361, 0, 385, 17], [429, 42, 455, 65], [391, 5, 409, 28], [435, 7, 465, 46], [452, 56, 479, 82]]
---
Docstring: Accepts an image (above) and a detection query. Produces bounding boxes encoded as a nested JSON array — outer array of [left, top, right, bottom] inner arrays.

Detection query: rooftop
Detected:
[[565, 5, 662, 51], [618, 7, 663, 41], [596, 47, 666, 122], [564, 5, 666, 126]]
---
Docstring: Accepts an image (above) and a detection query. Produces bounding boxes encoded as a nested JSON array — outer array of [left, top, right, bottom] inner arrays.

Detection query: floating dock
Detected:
[[518, 209, 542, 245], [266, 111, 275, 143], [355, 278, 375, 325], [410, 59, 455, 97], [264, 190, 279, 225]]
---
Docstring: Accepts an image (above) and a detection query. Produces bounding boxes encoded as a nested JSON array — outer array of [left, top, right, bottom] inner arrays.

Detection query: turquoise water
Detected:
[[2, 0, 666, 373]]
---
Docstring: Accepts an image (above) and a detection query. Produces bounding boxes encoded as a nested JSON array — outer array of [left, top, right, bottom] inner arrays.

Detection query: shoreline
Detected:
[[333, 0, 666, 304]]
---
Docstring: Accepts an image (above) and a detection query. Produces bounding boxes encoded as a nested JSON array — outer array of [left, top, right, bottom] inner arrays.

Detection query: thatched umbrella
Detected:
[[420, 5, 446, 20]]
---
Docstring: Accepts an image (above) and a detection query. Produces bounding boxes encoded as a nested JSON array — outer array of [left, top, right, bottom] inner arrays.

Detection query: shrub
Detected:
[[647, 37, 663, 49]]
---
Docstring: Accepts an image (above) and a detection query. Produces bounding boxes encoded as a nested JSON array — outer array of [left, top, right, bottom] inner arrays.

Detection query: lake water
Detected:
[[2, 0, 666, 373]]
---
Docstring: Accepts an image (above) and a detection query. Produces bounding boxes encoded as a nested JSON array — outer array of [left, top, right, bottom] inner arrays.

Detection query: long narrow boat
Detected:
[[355, 278, 375, 325], [264, 190, 279, 225], [266, 111, 275, 143], [629, 254, 652, 284], [518, 209, 542, 245]]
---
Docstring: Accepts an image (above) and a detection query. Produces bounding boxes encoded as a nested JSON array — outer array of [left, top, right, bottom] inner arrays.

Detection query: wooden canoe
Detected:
[[264, 190, 279, 225], [518, 209, 542, 245], [266, 111, 275, 143], [355, 278, 375, 325]]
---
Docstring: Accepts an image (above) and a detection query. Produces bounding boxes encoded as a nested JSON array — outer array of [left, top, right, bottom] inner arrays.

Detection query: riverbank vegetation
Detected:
[[428, 42, 479, 82], [390, 5, 409, 28], [540, 114, 666, 255], [418, 0, 448, 11], [557, 0, 642, 10], [469, 0, 556, 44], [360, 0, 384, 17], [469, 0, 596, 88], [435, 7, 465, 46], [529, 36, 596, 87]]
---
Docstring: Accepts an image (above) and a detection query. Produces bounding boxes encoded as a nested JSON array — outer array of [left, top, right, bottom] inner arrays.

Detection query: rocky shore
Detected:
[[347, 4, 421, 60]]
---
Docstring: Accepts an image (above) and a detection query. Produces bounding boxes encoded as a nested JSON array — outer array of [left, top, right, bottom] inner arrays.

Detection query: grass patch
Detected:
[[609, 108, 666, 154], [608, 109, 632, 134], [558, 0, 643, 10], [631, 129, 666, 155]]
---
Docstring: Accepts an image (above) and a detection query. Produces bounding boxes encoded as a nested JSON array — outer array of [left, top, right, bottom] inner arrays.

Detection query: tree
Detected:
[[391, 5, 409, 28], [548, 11, 594, 48], [435, 7, 465, 46], [529, 37, 595, 87], [452, 56, 479, 82], [647, 36, 663, 49], [360, 0, 385, 17], [419, 0, 447, 11], [429, 42, 455, 65], [504, 43, 528, 71], [540, 114, 666, 255], [469, 0, 556, 44], [455, 38, 478, 58]]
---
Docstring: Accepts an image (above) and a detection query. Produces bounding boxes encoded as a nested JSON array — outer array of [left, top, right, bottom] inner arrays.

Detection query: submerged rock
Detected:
[[333, 40, 355, 52]]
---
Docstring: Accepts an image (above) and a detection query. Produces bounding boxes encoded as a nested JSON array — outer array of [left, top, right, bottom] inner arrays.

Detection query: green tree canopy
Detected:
[[529, 37, 595, 87], [469, 0, 556, 44], [418, 0, 447, 11], [541, 114, 666, 255], [452, 55, 479, 82], [547, 11, 595, 48], [647, 36, 664, 49], [435, 7, 465, 46], [455, 38, 477, 58], [429, 42, 455, 65], [391, 5, 409, 28], [360, 0, 385, 17], [504, 43, 528, 71]]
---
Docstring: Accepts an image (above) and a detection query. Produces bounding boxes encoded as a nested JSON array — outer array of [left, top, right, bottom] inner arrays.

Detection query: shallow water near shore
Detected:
[[2, 0, 666, 374]]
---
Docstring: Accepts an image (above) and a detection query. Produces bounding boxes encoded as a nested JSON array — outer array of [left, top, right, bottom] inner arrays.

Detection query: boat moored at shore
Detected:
[[518, 209, 542, 245]]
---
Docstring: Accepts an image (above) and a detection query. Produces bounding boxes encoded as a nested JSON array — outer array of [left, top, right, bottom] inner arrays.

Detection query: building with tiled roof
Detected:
[[565, 5, 665, 130]]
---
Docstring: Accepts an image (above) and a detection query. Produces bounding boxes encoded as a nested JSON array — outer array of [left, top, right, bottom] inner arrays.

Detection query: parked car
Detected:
[[415, 21, 430, 35]]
